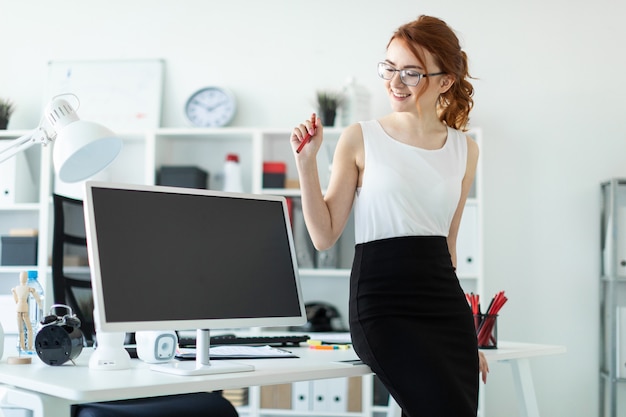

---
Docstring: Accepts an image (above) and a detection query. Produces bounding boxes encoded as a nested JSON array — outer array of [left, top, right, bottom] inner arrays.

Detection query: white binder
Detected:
[[292, 378, 348, 412], [291, 381, 311, 411], [0, 152, 37, 205], [603, 186, 626, 277], [617, 205, 626, 276], [312, 378, 347, 412], [456, 204, 478, 276], [617, 307, 626, 378]]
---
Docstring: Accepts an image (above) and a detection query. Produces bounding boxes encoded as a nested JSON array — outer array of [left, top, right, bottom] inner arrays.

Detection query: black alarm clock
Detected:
[[35, 304, 84, 366]]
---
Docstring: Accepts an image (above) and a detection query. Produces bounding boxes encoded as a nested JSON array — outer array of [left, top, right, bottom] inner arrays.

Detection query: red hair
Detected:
[[389, 15, 474, 130]]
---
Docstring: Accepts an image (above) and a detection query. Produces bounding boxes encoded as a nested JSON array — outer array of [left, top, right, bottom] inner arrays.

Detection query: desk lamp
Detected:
[[0, 94, 123, 183], [0, 95, 122, 365]]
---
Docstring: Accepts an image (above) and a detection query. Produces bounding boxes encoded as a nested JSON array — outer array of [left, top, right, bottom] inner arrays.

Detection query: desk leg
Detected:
[[0, 386, 72, 417], [386, 395, 402, 417], [506, 358, 540, 417]]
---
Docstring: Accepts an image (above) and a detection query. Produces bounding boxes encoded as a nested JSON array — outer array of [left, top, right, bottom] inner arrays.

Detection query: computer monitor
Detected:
[[83, 181, 306, 375]]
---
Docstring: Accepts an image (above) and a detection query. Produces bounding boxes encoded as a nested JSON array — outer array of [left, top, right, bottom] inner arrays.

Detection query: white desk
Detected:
[[386, 341, 567, 417], [488, 342, 566, 417], [0, 341, 564, 417]]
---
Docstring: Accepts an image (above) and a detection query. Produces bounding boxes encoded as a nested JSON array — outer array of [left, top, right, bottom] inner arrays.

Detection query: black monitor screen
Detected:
[[84, 182, 306, 333]]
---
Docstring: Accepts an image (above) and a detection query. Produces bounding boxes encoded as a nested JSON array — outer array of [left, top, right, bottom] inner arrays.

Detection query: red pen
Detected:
[[296, 113, 316, 154]]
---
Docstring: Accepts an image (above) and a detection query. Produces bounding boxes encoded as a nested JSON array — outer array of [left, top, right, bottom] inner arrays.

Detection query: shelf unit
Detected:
[[0, 130, 52, 300], [600, 178, 626, 417], [0, 126, 483, 417]]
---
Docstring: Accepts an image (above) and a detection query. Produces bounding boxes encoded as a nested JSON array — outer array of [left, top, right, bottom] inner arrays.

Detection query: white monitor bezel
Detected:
[[84, 180, 307, 334]]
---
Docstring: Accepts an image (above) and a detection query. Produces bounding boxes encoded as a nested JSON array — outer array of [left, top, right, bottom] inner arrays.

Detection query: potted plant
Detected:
[[316, 90, 343, 127], [0, 97, 15, 130]]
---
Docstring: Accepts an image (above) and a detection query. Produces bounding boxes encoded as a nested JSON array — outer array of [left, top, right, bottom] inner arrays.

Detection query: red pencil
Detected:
[[296, 113, 316, 154]]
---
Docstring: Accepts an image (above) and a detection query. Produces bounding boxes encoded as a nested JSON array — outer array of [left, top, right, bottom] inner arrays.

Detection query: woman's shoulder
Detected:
[[334, 122, 366, 166], [352, 118, 387, 137], [448, 126, 479, 148], [453, 128, 479, 163], [339, 122, 364, 149]]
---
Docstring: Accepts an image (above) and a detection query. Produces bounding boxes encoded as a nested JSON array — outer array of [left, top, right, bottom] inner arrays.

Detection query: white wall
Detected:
[[2, 0, 625, 416]]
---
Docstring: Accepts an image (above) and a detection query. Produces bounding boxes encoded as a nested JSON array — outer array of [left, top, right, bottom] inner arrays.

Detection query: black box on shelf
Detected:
[[263, 162, 286, 188], [157, 166, 208, 189], [1, 236, 38, 266]]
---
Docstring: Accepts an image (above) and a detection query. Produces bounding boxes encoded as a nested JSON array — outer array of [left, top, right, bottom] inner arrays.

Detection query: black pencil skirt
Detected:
[[349, 236, 478, 417]]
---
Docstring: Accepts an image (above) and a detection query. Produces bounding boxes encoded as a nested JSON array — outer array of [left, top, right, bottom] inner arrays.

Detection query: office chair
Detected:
[[72, 392, 239, 417], [51, 193, 96, 345], [52, 194, 239, 417]]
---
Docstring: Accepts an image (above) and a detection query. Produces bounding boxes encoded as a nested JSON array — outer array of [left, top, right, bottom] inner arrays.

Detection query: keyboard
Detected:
[[177, 333, 310, 348]]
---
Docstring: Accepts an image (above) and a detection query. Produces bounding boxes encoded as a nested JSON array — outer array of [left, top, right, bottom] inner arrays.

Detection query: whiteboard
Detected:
[[46, 59, 164, 130]]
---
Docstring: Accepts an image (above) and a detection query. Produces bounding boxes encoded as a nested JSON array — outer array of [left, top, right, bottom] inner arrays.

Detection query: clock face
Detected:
[[185, 87, 237, 127]]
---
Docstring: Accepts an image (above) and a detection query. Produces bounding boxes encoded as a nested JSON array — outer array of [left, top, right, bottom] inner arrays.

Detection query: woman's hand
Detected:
[[479, 350, 489, 383], [291, 113, 323, 156]]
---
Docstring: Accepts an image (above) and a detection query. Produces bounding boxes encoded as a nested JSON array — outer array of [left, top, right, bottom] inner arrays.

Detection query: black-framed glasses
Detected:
[[377, 62, 445, 87]]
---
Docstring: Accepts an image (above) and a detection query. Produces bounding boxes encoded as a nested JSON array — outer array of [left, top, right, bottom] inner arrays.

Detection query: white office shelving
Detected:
[[0, 126, 483, 417], [0, 130, 53, 299], [599, 178, 626, 417]]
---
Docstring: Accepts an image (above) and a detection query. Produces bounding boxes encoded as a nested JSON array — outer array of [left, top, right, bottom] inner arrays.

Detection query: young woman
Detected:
[[291, 15, 487, 417]]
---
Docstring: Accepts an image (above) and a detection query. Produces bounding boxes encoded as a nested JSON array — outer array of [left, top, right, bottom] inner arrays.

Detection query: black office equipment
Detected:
[[74, 392, 239, 417], [157, 165, 208, 189], [84, 181, 307, 376], [35, 304, 84, 366], [290, 302, 346, 332], [177, 333, 310, 348], [52, 194, 238, 416], [1, 236, 38, 266]]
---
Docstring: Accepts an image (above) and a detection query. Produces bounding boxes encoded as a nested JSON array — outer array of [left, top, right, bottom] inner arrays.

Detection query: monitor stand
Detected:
[[150, 329, 254, 376]]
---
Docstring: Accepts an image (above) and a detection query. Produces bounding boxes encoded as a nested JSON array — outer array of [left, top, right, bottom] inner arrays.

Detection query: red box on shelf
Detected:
[[263, 162, 286, 188]]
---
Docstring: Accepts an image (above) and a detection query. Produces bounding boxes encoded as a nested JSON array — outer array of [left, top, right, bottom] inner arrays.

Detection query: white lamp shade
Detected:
[[53, 120, 123, 183]]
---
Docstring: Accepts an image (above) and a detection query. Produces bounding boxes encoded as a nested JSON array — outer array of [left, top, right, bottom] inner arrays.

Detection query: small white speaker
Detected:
[[136, 330, 177, 363]]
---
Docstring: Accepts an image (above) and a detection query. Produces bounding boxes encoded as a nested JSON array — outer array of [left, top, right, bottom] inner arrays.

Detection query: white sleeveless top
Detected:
[[354, 120, 467, 244]]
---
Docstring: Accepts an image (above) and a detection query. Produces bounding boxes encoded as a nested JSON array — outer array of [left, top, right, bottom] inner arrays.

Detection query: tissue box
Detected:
[[1, 236, 38, 266]]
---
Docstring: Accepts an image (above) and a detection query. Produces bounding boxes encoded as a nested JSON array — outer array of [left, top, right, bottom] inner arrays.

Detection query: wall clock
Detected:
[[185, 86, 237, 127]]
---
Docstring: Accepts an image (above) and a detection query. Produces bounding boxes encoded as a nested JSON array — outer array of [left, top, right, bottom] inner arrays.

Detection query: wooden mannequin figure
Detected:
[[12, 271, 41, 352]]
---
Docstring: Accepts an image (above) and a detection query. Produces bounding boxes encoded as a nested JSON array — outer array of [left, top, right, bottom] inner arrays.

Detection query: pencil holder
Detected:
[[474, 314, 498, 349]]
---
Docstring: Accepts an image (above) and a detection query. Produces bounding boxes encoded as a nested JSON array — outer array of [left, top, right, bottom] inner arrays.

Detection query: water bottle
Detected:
[[340, 77, 371, 127], [17, 270, 43, 354], [223, 153, 244, 193], [27, 270, 44, 332]]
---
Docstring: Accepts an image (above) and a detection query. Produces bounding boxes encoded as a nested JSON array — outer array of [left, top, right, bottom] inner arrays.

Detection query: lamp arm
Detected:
[[0, 127, 52, 164]]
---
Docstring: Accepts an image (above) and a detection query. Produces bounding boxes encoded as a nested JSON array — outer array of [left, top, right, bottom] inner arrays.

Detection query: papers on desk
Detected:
[[176, 345, 298, 360]]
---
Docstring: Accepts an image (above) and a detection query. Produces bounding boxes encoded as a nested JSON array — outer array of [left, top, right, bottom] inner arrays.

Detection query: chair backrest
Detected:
[[51, 193, 96, 345]]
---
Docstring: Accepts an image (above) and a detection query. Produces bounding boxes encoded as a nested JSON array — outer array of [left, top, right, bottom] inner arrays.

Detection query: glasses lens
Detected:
[[400, 70, 421, 87], [378, 63, 422, 86], [378, 63, 394, 80]]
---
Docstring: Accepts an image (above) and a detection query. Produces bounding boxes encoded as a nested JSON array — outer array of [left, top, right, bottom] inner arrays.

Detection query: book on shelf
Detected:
[[9, 228, 38, 236], [223, 388, 248, 406]]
